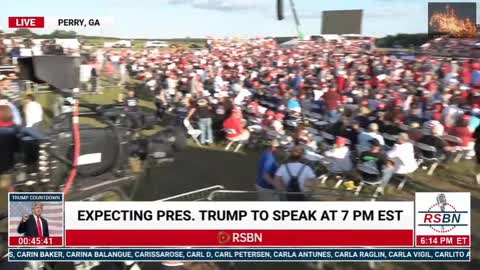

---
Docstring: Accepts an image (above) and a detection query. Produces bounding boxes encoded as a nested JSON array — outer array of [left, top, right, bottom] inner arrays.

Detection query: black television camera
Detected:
[[8, 56, 185, 200], [41, 39, 65, 55]]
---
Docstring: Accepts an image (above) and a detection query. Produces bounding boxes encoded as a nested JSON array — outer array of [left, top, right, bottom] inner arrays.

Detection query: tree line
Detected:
[[1, 29, 435, 48], [375, 33, 433, 48]]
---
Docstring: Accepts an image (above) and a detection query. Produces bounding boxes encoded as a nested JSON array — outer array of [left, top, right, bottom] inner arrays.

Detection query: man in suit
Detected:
[[17, 202, 49, 237]]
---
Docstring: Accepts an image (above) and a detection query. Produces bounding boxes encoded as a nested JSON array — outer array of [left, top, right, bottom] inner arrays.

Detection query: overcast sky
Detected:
[[1, 0, 479, 38]]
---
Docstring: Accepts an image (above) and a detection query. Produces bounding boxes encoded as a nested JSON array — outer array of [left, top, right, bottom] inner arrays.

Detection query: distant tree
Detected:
[[375, 33, 432, 48], [0, 29, 4, 34], [49, 30, 77, 38], [14, 28, 34, 37], [23, 38, 33, 48]]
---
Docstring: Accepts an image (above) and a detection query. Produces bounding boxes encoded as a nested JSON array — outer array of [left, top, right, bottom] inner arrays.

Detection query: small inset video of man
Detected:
[[17, 202, 49, 237], [8, 194, 64, 247], [428, 2, 478, 38]]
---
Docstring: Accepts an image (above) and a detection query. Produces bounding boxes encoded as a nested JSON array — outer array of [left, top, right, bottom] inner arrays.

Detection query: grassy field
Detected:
[[1, 79, 479, 269]]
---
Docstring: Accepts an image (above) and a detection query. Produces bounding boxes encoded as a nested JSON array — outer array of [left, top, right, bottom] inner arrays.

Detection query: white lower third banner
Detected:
[[63, 201, 414, 247]]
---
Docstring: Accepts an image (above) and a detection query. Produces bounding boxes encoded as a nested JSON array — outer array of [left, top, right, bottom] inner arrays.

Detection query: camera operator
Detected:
[[124, 88, 144, 129], [124, 89, 139, 112]]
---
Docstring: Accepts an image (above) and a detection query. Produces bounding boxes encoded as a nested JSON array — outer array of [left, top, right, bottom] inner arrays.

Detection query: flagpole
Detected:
[[288, 0, 304, 40]]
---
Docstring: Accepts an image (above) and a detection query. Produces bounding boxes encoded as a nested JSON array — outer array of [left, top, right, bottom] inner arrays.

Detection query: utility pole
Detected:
[[289, 0, 304, 40]]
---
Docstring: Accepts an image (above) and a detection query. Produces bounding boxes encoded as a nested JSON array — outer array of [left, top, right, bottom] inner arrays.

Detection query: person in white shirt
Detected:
[[272, 113, 285, 135], [357, 123, 385, 153], [324, 136, 353, 173], [387, 133, 418, 175], [166, 73, 178, 98], [214, 73, 224, 93], [274, 146, 316, 195], [23, 94, 43, 128]]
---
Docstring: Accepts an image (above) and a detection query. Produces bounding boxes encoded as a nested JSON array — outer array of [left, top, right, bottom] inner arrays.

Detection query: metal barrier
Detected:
[[158, 185, 225, 201], [206, 187, 394, 202]]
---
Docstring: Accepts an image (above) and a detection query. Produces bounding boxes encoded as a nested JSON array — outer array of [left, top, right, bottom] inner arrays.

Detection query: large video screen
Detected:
[[321, 10, 363, 35], [428, 2, 477, 38]]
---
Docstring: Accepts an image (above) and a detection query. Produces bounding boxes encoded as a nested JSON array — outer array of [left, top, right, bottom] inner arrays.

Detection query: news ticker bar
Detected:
[[8, 193, 471, 248], [8, 248, 471, 262]]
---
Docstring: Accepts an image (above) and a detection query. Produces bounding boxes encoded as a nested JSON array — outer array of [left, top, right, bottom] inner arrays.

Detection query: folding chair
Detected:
[[313, 120, 329, 131], [285, 119, 298, 131], [393, 159, 423, 190], [265, 128, 280, 140], [183, 119, 202, 146], [224, 129, 245, 152], [302, 151, 324, 173], [414, 142, 440, 175], [247, 125, 263, 147], [247, 116, 262, 125], [354, 163, 383, 197], [442, 135, 465, 163], [306, 127, 320, 136], [331, 172, 347, 189], [320, 131, 335, 148], [304, 112, 323, 122], [382, 133, 398, 148]]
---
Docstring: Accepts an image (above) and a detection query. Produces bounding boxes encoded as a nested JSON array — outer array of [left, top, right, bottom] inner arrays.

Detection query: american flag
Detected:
[[9, 201, 63, 236]]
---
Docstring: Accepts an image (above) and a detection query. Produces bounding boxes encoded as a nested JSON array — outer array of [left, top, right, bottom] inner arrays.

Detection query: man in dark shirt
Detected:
[[348, 139, 395, 193], [382, 118, 404, 135], [343, 122, 361, 150], [124, 89, 138, 112], [256, 140, 280, 200], [359, 139, 386, 173], [124, 89, 143, 129]]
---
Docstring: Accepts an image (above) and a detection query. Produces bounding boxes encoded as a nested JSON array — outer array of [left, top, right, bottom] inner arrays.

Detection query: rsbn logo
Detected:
[[418, 193, 468, 233]]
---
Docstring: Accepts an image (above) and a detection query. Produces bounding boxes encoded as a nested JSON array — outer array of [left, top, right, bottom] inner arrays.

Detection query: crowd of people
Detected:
[[2, 35, 480, 200], [81, 36, 480, 199], [420, 37, 480, 58]]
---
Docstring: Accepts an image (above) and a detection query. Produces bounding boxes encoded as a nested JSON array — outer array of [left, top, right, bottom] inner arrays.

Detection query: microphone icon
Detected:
[[436, 193, 447, 230]]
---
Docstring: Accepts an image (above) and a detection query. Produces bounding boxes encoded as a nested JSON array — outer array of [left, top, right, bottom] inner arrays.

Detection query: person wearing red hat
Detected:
[[324, 136, 353, 174]]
